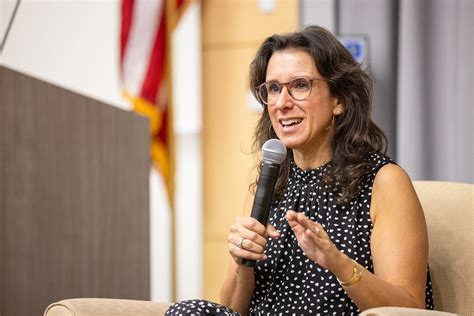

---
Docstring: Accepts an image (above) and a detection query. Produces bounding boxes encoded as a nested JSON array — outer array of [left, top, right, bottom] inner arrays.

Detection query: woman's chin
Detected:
[[277, 137, 303, 150]]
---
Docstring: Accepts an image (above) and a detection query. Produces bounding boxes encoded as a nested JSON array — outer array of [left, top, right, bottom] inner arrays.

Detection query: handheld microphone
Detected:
[[242, 138, 287, 268]]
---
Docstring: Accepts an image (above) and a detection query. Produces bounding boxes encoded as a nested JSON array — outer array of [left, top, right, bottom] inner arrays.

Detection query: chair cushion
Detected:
[[44, 298, 172, 316]]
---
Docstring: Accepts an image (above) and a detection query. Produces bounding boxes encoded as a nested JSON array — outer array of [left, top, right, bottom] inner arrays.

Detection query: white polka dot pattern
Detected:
[[166, 299, 237, 315], [250, 153, 434, 315]]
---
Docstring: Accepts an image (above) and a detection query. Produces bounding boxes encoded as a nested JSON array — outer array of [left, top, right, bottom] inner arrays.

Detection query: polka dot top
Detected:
[[250, 152, 434, 315]]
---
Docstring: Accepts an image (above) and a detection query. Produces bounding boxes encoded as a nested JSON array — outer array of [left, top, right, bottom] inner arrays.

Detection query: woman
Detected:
[[167, 25, 433, 315]]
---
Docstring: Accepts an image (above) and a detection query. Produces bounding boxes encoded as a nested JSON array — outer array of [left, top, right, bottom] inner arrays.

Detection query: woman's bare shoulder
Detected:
[[371, 163, 421, 222]]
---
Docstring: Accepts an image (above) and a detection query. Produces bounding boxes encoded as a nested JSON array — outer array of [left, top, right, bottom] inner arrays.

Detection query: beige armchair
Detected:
[[44, 181, 473, 316], [361, 181, 473, 316]]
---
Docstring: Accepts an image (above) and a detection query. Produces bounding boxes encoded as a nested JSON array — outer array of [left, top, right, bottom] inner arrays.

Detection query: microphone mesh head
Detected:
[[262, 139, 287, 165]]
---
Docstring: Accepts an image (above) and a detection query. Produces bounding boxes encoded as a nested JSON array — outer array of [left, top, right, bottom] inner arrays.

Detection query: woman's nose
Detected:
[[273, 86, 294, 109]]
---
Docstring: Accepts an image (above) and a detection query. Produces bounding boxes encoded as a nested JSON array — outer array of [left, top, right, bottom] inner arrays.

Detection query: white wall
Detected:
[[1, 0, 203, 302], [1, 0, 129, 110]]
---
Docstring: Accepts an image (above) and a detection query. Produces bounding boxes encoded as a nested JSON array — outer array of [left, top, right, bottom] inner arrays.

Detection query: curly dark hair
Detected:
[[249, 25, 387, 203]]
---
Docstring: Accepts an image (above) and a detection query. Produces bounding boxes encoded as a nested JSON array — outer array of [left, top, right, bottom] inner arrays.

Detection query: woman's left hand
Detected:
[[286, 210, 345, 272]]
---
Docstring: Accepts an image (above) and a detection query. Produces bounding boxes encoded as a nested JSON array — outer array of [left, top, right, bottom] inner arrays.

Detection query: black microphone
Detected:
[[242, 138, 287, 268]]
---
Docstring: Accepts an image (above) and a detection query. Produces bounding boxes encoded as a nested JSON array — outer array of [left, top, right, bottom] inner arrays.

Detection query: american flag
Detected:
[[120, 0, 190, 193]]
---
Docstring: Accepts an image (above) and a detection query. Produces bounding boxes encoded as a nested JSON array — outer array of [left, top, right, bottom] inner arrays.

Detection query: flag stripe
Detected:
[[121, 0, 163, 97], [139, 6, 166, 106], [119, 0, 134, 64]]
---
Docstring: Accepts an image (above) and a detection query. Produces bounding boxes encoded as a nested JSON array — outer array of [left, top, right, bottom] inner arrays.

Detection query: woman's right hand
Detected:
[[227, 217, 280, 265]]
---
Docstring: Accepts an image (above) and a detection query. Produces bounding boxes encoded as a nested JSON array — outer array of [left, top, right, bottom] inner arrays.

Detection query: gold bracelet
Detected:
[[337, 259, 362, 287]]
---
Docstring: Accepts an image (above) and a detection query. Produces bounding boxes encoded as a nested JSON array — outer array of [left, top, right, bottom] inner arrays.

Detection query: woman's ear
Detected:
[[333, 99, 344, 116]]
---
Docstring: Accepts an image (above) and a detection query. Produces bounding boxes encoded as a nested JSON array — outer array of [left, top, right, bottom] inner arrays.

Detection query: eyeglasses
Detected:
[[257, 77, 322, 105]]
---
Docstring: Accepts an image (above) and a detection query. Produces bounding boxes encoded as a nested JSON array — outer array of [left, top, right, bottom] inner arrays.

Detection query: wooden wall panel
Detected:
[[202, 0, 299, 45], [202, 48, 259, 238], [0, 66, 150, 316], [202, 0, 298, 302]]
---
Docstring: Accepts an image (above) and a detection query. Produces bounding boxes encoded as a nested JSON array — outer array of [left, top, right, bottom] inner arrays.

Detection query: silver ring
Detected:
[[237, 237, 245, 249]]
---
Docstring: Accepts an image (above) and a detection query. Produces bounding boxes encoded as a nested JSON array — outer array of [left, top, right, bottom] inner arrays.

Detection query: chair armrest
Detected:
[[44, 298, 172, 316], [360, 307, 459, 316]]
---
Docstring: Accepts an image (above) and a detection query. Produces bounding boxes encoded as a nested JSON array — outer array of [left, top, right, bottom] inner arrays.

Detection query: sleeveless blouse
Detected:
[[166, 152, 434, 315], [250, 152, 434, 315]]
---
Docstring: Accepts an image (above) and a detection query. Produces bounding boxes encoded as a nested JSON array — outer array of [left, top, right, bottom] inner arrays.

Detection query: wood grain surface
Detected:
[[0, 66, 150, 316]]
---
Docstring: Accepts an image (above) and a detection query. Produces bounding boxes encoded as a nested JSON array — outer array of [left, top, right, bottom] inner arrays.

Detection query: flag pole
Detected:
[[165, 0, 177, 302], [165, 0, 195, 302]]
